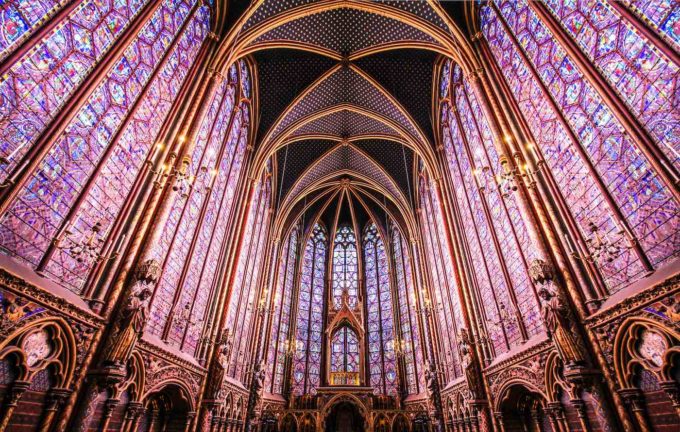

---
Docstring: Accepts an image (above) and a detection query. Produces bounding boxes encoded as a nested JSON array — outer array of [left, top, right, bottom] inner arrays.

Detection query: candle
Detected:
[[5, 142, 27, 161], [562, 231, 575, 255], [609, 213, 623, 232], [116, 232, 127, 254], [10, 158, 30, 181]]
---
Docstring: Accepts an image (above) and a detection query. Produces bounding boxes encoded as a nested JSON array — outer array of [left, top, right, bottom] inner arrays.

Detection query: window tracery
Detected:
[[418, 171, 464, 378], [480, 0, 680, 293], [332, 225, 359, 309], [267, 225, 300, 394], [0, 0, 211, 294], [439, 60, 543, 355], [292, 223, 327, 396], [363, 222, 397, 396], [390, 223, 423, 394]]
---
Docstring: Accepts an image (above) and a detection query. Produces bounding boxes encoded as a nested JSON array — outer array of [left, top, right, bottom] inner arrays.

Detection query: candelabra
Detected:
[[251, 288, 273, 317], [282, 338, 301, 359], [584, 219, 629, 264], [415, 289, 442, 318], [148, 156, 195, 197], [172, 303, 203, 335], [483, 302, 516, 345], [390, 338, 411, 358], [55, 219, 122, 265]]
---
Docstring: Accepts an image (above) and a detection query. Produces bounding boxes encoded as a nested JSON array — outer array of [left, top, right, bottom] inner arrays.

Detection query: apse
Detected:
[[0, 1, 678, 432]]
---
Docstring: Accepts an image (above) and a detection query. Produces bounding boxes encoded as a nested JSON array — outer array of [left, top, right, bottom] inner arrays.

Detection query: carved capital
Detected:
[[103, 398, 120, 418], [125, 401, 145, 420], [45, 388, 72, 411], [6, 381, 30, 406], [618, 388, 645, 412], [660, 381, 680, 407]]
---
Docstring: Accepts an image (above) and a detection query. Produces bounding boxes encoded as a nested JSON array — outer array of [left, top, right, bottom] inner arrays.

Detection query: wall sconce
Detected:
[[148, 155, 194, 197], [416, 289, 442, 318], [497, 156, 518, 196], [172, 156, 193, 197]]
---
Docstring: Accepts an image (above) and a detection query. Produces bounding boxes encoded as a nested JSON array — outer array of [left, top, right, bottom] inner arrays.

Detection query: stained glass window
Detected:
[[225, 167, 272, 381], [0, 0, 211, 293], [625, 0, 680, 51], [0, 1, 67, 61], [418, 169, 463, 379], [363, 222, 397, 396], [390, 223, 422, 394], [143, 62, 251, 359], [267, 225, 300, 394], [330, 326, 360, 374], [543, 0, 679, 172], [0, 0, 155, 182], [438, 61, 543, 356], [292, 223, 327, 396], [480, 0, 680, 293], [332, 225, 359, 309]]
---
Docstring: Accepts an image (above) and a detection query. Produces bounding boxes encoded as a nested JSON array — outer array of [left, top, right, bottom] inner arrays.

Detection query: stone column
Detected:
[[660, 380, 680, 418], [492, 412, 505, 432], [122, 401, 144, 432], [98, 397, 120, 432], [619, 388, 652, 432], [38, 387, 72, 432], [0, 380, 30, 430]]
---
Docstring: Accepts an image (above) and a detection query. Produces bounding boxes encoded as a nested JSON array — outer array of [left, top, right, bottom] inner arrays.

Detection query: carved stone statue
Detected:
[[424, 360, 438, 398], [101, 260, 160, 367], [207, 329, 231, 400], [251, 360, 266, 404], [459, 329, 483, 399], [538, 287, 585, 367]]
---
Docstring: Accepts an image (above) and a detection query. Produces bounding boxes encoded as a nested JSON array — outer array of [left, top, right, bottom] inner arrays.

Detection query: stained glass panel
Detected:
[[543, 0, 679, 172], [363, 222, 397, 396], [330, 326, 359, 374], [292, 223, 327, 396], [481, 2, 680, 293], [270, 226, 299, 394], [0, 1, 67, 61], [0, 0, 156, 183], [0, 0, 208, 294], [332, 225, 359, 309]]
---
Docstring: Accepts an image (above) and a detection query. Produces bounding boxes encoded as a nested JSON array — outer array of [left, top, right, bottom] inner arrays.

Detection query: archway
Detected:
[[498, 384, 553, 432], [325, 401, 364, 432], [281, 413, 297, 432], [138, 383, 193, 432], [392, 414, 410, 432]]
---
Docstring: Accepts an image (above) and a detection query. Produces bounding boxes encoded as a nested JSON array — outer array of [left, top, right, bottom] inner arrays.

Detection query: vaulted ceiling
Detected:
[[226, 0, 469, 231]]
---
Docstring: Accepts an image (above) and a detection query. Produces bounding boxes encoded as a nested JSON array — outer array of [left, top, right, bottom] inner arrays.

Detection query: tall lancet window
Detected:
[[330, 326, 360, 377], [390, 223, 423, 394], [266, 225, 300, 394], [293, 223, 327, 395], [332, 225, 359, 309], [480, 1, 680, 293], [223, 162, 272, 381], [363, 223, 397, 396], [0, 0, 211, 292], [146, 61, 251, 355], [418, 168, 464, 380], [439, 60, 542, 356]]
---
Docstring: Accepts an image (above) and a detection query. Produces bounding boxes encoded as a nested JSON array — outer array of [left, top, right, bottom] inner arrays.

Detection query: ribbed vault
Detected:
[[228, 0, 475, 240]]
